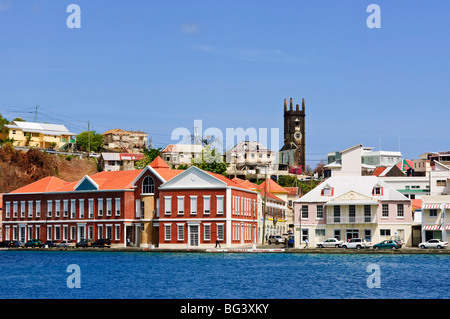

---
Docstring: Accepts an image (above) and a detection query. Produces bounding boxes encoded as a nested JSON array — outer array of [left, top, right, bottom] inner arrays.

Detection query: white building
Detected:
[[160, 144, 204, 168]]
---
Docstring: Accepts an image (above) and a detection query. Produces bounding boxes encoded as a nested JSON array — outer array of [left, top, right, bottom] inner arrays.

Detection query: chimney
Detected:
[[302, 98, 305, 111], [296, 104, 299, 111], [284, 99, 287, 112], [290, 98, 293, 110]]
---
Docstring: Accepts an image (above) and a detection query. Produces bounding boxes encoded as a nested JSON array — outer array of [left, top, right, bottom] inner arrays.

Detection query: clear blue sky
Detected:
[[0, 0, 449, 167]]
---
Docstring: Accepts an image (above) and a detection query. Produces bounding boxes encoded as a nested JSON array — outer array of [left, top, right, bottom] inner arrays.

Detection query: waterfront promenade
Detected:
[[3, 245, 450, 254]]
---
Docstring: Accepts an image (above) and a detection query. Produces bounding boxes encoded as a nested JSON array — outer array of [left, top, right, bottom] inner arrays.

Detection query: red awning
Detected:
[[423, 204, 442, 209], [423, 225, 442, 230]]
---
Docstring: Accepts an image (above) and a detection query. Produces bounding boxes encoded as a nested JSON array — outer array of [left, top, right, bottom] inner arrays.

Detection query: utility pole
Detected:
[[261, 165, 268, 245], [35, 105, 39, 122], [87, 121, 91, 156]]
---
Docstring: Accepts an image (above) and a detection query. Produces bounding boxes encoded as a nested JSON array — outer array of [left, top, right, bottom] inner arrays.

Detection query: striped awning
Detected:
[[446, 225, 450, 230], [446, 204, 450, 209], [423, 225, 442, 230], [423, 204, 442, 209]]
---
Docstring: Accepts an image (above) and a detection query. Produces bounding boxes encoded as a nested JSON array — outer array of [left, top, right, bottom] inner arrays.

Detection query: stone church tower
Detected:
[[279, 97, 306, 170]]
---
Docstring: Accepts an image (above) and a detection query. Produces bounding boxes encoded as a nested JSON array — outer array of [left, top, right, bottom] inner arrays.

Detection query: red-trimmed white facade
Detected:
[[157, 166, 259, 249]]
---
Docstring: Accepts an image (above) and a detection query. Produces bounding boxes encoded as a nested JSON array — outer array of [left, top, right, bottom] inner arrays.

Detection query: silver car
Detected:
[[317, 238, 344, 248], [419, 239, 448, 249]]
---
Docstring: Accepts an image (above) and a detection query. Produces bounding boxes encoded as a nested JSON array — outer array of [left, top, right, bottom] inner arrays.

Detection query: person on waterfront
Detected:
[[304, 238, 309, 249], [215, 238, 221, 248]]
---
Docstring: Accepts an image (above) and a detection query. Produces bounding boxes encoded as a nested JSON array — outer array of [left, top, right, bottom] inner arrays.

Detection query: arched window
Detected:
[[142, 176, 155, 194]]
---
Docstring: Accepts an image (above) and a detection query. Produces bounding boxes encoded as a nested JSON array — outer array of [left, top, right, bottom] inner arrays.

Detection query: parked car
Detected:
[[373, 240, 401, 250], [0, 240, 12, 248], [76, 239, 93, 248], [57, 240, 75, 248], [92, 239, 111, 248], [24, 239, 43, 248], [268, 235, 284, 245], [317, 238, 344, 248], [9, 241, 23, 248], [43, 241, 57, 248], [418, 239, 448, 249], [341, 238, 372, 249]]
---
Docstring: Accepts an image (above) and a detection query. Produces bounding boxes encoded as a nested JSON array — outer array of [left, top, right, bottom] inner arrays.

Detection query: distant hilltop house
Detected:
[[99, 152, 145, 172], [102, 128, 148, 154], [225, 141, 276, 179], [2, 121, 75, 150], [160, 144, 204, 168]]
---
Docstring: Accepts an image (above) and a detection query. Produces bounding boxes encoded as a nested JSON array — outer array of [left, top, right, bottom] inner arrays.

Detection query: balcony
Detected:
[[327, 214, 377, 224]]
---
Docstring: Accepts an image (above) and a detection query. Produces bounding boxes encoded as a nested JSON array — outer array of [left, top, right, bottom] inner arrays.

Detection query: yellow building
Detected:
[[4, 121, 75, 150]]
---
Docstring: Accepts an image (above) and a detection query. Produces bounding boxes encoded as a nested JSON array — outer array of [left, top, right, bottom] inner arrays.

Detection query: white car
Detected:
[[418, 239, 448, 249], [341, 238, 372, 249], [317, 238, 344, 248], [267, 235, 284, 245]]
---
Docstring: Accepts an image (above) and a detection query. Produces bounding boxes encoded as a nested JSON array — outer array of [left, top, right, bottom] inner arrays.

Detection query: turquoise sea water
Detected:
[[0, 251, 449, 299]]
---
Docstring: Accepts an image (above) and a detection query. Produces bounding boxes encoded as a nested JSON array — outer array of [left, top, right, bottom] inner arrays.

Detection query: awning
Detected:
[[445, 204, 450, 209], [445, 225, 450, 230], [423, 204, 442, 209], [423, 225, 442, 230]]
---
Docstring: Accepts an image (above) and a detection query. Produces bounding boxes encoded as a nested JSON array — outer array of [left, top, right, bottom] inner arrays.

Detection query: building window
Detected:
[[430, 209, 438, 217], [70, 200, 76, 219], [142, 176, 155, 194], [203, 196, 211, 215], [349, 205, 356, 222], [63, 200, 69, 217], [55, 226, 61, 241], [334, 206, 341, 223], [373, 186, 382, 195], [27, 201, 33, 219], [36, 201, 40, 218], [364, 205, 371, 222], [164, 196, 172, 215], [382, 204, 389, 218], [164, 224, 171, 241], [177, 224, 184, 241], [55, 200, 60, 218], [301, 205, 308, 219], [98, 198, 103, 216], [106, 198, 112, 216], [5, 202, 10, 218], [106, 226, 112, 240], [115, 225, 120, 241], [216, 224, 224, 241], [204, 224, 211, 241], [115, 198, 121, 216], [79, 199, 84, 218], [88, 199, 94, 218], [315, 229, 325, 237], [397, 204, 404, 218], [47, 200, 52, 218], [177, 196, 185, 215], [323, 187, 333, 196], [437, 180, 446, 187], [217, 196, 224, 215], [20, 201, 25, 218], [380, 229, 391, 236], [190, 196, 197, 215], [47, 226, 52, 240]]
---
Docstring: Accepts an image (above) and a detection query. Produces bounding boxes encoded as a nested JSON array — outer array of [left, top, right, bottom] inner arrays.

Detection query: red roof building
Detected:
[[1, 157, 185, 248], [157, 166, 259, 248]]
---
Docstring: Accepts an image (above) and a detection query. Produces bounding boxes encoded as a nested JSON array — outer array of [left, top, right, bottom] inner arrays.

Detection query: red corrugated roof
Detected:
[[10, 176, 70, 194], [257, 179, 288, 193], [372, 167, 387, 177]]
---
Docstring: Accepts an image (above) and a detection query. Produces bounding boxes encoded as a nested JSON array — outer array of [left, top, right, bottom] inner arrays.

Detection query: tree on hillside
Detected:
[[192, 145, 228, 175], [75, 131, 104, 152], [135, 147, 162, 169], [0, 113, 10, 143]]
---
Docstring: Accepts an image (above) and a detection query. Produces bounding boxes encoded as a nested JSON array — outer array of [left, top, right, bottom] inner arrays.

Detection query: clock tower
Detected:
[[280, 97, 305, 170]]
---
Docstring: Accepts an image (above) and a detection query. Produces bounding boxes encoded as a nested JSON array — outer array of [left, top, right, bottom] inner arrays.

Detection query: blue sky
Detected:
[[0, 1, 449, 167]]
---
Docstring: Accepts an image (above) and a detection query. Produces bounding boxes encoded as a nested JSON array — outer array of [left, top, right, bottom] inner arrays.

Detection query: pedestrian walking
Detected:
[[304, 238, 309, 249]]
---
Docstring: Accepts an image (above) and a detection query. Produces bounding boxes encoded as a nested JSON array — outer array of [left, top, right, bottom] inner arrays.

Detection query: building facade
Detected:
[[293, 176, 412, 247], [102, 128, 148, 154], [1, 157, 184, 248], [3, 121, 75, 150], [157, 166, 258, 249]]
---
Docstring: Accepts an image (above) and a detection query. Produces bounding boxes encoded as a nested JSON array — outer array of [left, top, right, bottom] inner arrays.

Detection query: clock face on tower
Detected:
[[294, 131, 302, 141]]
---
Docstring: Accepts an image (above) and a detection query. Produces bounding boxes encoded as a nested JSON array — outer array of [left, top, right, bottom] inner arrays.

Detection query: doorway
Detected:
[[189, 224, 199, 247]]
